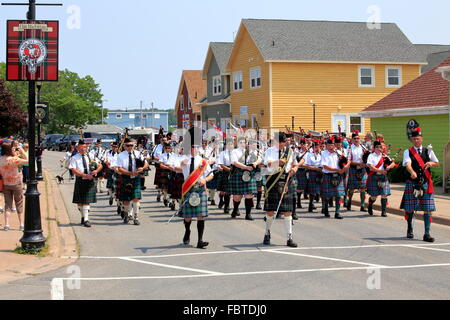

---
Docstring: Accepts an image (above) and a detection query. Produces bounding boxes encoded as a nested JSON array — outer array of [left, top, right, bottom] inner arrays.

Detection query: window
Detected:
[[386, 67, 401, 87], [129, 114, 135, 119], [233, 71, 243, 91], [350, 116, 363, 133], [142, 114, 148, 119], [115, 114, 122, 119], [155, 114, 160, 119], [250, 67, 261, 88], [213, 76, 222, 96], [359, 66, 374, 87], [180, 95, 184, 111]]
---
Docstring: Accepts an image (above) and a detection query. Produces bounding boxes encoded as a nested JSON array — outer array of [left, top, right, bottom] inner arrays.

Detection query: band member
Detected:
[[166, 143, 186, 211], [321, 139, 351, 219], [333, 136, 348, 208], [152, 137, 167, 202], [249, 139, 265, 210], [401, 128, 439, 242], [217, 138, 234, 214], [116, 138, 149, 225], [89, 139, 107, 193], [366, 141, 396, 217], [137, 143, 149, 191], [263, 132, 299, 248], [175, 137, 214, 249], [228, 137, 259, 220], [204, 140, 220, 206], [294, 139, 309, 214], [69, 140, 103, 228], [346, 131, 368, 212], [105, 142, 120, 206], [303, 142, 322, 213], [158, 143, 174, 207]]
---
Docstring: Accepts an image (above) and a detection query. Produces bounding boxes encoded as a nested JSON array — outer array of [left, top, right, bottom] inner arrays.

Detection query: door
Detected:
[[332, 115, 347, 134]]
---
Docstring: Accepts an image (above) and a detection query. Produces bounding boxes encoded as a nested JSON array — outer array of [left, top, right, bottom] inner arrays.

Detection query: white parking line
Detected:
[[404, 245, 450, 253], [120, 257, 223, 275], [265, 250, 385, 267]]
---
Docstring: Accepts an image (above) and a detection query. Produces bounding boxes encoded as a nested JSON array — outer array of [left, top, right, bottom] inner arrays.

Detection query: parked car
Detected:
[[58, 135, 82, 151], [41, 134, 64, 150], [49, 137, 64, 151]]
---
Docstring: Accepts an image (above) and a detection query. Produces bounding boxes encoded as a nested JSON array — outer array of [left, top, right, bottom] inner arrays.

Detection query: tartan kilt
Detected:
[[321, 174, 346, 199], [72, 177, 97, 204], [206, 171, 219, 189], [296, 169, 308, 190], [347, 166, 368, 190], [400, 180, 436, 212], [306, 170, 322, 195], [366, 174, 391, 197], [264, 178, 297, 213], [256, 172, 266, 188], [168, 172, 184, 200], [180, 186, 208, 219], [153, 167, 163, 188], [118, 175, 142, 202], [217, 171, 231, 192], [158, 169, 170, 190], [227, 169, 257, 195]]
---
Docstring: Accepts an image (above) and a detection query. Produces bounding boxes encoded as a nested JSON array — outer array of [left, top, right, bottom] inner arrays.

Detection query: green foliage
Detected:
[[0, 79, 27, 137], [1, 62, 104, 135], [388, 165, 409, 183]]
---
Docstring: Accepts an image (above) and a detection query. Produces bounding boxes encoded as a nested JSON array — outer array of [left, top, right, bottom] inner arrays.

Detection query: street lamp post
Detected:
[[310, 100, 316, 131], [36, 81, 44, 181]]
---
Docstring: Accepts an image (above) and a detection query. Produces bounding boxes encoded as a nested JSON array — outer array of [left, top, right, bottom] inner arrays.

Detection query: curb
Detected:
[[351, 200, 450, 227]]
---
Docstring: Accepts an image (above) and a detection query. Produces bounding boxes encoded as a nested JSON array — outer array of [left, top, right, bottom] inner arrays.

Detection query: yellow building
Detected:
[[225, 19, 426, 134]]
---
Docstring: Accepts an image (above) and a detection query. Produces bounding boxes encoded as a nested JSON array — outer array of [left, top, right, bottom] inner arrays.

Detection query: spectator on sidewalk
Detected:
[[0, 143, 29, 231]]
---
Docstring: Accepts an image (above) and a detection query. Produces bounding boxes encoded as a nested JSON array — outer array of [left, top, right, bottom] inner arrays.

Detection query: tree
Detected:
[[0, 79, 27, 137], [0, 63, 104, 135]]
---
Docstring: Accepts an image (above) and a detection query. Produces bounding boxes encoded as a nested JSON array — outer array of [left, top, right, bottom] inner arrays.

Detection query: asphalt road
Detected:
[[0, 151, 450, 300]]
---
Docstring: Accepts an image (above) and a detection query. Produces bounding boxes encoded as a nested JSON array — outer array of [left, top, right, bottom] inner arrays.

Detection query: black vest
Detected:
[[409, 148, 430, 179]]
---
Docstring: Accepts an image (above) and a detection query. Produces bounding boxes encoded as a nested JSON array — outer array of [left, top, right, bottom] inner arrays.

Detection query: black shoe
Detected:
[[368, 205, 374, 216], [236, 210, 241, 217], [292, 213, 299, 220], [211, 200, 216, 206], [308, 205, 315, 213], [109, 197, 114, 206], [218, 199, 224, 209], [231, 210, 238, 219], [263, 232, 271, 245], [224, 207, 230, 214], [170, 202, 176, 211], [197, 241, 209, 249], [423, 234, 435, 243], [335, 214, 344, 220], [407, 230, 414, 239], [287, 239, 298, 248], [381, 211, 387, 217], [245, 214, 254, 221], [360, 206, 367, 212], [164, 199, 168, 207], [256, 204, 262, 210], [117, 207, 121, 215], [134, 219, 140, 226], [83, 220, 91, 228], [183, 231, 191, 245], [81, 217, 85, 225]]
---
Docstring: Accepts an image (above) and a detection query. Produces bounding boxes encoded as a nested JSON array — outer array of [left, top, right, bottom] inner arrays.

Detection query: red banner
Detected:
[[6, 20, 59, 81]]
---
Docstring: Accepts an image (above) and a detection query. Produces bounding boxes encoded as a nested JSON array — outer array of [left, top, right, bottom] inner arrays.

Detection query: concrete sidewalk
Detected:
[[0, 171, 77, 285], [351, 183, 450, 226]]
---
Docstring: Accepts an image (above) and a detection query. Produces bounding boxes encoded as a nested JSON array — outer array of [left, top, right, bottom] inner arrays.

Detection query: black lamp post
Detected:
[[310, 100, 316, 131], [36, 81, 44, 181]]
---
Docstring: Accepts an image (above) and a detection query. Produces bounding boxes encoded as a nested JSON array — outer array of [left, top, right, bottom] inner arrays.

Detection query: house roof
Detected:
[[202, 42, 233, 79], [174, 70, 206, 113], [422, 50, 450, 73], [414, 44, 450, 60], [83, 124, 122, 133], [362, 56, 450, 114], [239, 19, 425, 64]]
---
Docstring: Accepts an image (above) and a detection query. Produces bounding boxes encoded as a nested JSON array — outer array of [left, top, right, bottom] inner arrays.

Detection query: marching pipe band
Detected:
[[65, 124, 439, 247]]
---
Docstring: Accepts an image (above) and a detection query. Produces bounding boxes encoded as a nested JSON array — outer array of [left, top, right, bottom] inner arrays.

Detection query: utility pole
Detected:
[[140, 100, 143, 129]]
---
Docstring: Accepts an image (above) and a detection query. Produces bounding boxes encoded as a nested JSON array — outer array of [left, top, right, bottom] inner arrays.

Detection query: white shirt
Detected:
[[264, 146, 297, 174], [305, 152, 322, 168], [179, 155, 212, 180], [231, 147, 247, 165], [349, 144, 364, 163], [402, 146, 439, 167], [116, 150, 142, 172], [153, 144, 164, 159], [321, 150, 340, 174], [69, 153, 94, 174], [167, 154, 187, 168], [367, 152, 385, 171], [89, 147, 106, 161], [106, 150, 119, 168], [160, 152, 172, 165], [218, 149, 233, 167]]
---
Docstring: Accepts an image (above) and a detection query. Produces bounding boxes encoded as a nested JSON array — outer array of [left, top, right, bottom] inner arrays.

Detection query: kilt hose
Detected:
[[264, 177, 297, 213], [168, 172, 184, 200], [180, 186, 208, 219], [227, 169, 257, 195], [296, 169, 308, 191], [306, 170, 322, 195], [73, 177, 97, 204], [347, 166, 368, 190], [118, 175, 142, 202], [400, 180, 436, 212], [321, 173, 346, 199], [366, 174, 391, 197], [206, 171, 219, 190], [217, 171, 231, 193]]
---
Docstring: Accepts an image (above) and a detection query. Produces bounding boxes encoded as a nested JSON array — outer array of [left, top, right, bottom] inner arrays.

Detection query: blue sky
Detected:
[[1, 0, 450, 111]]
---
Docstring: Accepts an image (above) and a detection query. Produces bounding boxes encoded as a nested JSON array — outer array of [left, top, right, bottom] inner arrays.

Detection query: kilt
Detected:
[[256, 172, 266, 188], [153, 167, 163, 188], [296, 169, 308, 191], [180, 186, 208, 219], [118, 175, 142, 202], [216, 171, 231, 192], [321, 173, 346, 199], [168, 172, 184, 200], [227, 169, 257, 195], [400, 180, 436, 212], [366, 174, 391, 197], [264, 177, 297, 213], [347, 166, 368, 190], [306, 170, 322, 195], [206, 171, 218, 189], [157, 169, 170, 190], [72, 177, 97, 204]]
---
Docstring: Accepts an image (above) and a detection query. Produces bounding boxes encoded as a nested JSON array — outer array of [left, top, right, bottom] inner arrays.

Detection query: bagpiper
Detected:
[[152, 137, 166, 203], [69, 140, 103, 228], [366, 140, 396, 217], [294, 138, 309, 216], [166, 142, 186, 211], [346, 131, 369, 212], [158, 142, 175, 207], [303, 141, 323, 213], [263, 132, 299, 248], [216, 138, 234, 214], [105, 141, 120, 206], [116, 138, 149, 225], [400, 127, 439, 242], [89, 139, 107, 194], [249, 139, 266, 210], [204, 139, 220, 206]]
